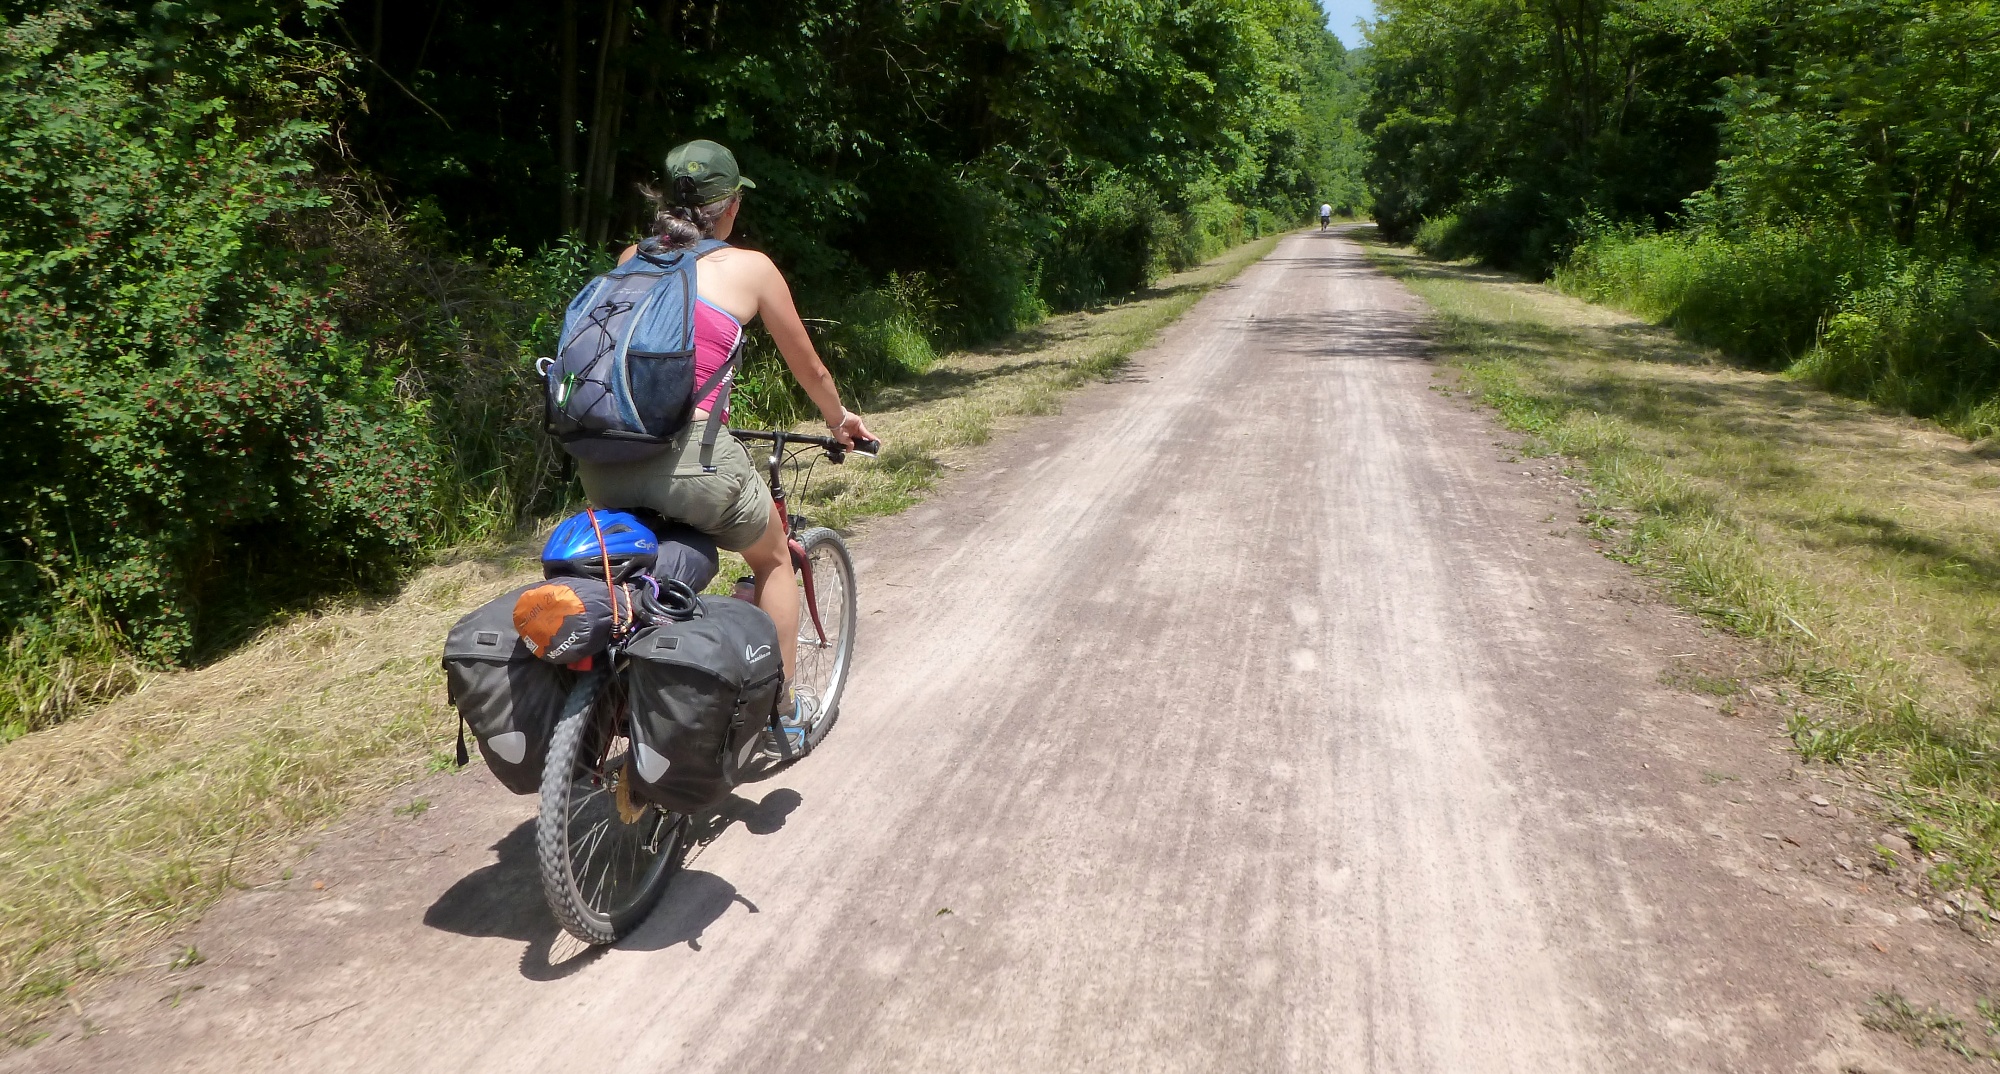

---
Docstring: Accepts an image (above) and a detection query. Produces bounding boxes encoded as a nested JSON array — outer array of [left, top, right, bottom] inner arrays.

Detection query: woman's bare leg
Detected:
[[740, 502, 798, 687]]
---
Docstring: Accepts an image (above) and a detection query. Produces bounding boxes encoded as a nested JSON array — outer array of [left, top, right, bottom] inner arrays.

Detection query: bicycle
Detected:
[[534, 428, 875, 946]]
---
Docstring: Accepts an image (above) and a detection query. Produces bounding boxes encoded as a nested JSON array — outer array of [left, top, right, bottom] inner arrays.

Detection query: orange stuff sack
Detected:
[[512, 576, 618, 663]]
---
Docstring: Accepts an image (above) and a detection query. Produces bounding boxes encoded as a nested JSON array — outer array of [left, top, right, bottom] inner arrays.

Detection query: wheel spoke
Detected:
[[782, 529, 855, 752], [533, 641, 712, 943], [572, 816, 611, 870]]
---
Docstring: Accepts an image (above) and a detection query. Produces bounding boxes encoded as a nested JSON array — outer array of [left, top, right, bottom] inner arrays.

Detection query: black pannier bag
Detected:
[[625, 596, 785, 812], [443, 583, 577, 794]]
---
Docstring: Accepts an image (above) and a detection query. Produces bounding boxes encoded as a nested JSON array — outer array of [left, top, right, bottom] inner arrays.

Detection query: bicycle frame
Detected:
[[731, 429, 849, 646]]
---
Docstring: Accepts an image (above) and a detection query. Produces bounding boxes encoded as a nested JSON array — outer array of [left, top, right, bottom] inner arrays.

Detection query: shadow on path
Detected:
[[423, 786, 803, 976]]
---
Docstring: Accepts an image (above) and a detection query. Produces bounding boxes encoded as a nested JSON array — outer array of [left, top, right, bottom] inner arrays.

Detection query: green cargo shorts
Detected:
[[574, 421, 773, 551]]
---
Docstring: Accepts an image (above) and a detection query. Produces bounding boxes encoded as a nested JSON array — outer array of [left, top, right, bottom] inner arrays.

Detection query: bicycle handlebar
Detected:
[[730, 429, 881, 463]]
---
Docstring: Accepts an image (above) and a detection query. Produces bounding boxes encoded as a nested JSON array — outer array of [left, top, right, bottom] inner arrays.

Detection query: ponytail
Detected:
[[641, 182, 737, 251]]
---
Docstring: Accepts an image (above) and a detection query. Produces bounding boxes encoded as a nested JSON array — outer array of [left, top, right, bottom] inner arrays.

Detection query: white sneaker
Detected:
[[771, 691, 818, 757]]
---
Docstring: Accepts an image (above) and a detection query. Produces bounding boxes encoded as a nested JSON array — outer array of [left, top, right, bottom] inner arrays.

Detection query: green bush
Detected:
[[1554, 224, 2000, 436], [1039, 177, 1173, 311], [1170, 179, 1248, 270], [0, 6, 432, 678], [1412, 214, 1470, 259], [294, 205, 602, 549], [1556, 225, 1884, 366], [730, 270, 949, 428], [1794, 258, 2000, 438]]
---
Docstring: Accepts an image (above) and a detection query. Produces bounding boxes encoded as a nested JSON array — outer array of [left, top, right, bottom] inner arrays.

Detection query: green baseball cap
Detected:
[[664, 139, 756, 204]]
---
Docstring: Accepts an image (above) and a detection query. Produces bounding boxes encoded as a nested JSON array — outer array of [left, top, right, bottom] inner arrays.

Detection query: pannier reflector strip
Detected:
[[487, 731, 528, 765], [636, 741, 672, 782]]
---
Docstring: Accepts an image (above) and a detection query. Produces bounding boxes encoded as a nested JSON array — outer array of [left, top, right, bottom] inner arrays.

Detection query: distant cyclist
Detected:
[[1319, 203, 1333, 231], [581, 139, 877, 722]]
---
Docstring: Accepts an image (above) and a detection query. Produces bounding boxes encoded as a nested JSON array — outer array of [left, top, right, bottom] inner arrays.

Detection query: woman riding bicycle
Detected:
[[576, 139, 877, 722]]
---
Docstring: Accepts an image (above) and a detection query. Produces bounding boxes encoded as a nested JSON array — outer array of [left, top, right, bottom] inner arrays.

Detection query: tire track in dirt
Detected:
[[12, 230, 1996, 1074]]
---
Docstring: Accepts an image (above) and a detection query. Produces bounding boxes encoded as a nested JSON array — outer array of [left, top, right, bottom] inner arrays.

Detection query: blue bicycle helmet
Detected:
[[542, 510, 658, 582]]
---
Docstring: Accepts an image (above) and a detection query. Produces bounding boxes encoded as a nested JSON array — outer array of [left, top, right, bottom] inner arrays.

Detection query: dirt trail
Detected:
[[14, 230, 1996, 1073]]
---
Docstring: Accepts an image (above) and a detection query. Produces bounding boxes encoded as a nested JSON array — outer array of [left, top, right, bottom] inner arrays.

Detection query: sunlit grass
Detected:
[[1362, 230, 2000, 897]]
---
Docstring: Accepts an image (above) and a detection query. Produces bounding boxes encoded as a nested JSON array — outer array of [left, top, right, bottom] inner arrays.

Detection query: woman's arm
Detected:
[[752, 256, 877, 446]]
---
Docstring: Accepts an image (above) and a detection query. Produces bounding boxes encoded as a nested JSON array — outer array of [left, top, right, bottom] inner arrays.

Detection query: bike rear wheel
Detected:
[[536, 671, 687, 945], [791, 526, 857, 749]]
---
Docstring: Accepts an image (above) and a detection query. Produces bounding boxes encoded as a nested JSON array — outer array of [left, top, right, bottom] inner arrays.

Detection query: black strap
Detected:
[[455, 717, 469, 767], [768, 712, 795, 761], [694, 346, 742, 471], [688, 238, 738, 471], [720, 698, 747, 766]]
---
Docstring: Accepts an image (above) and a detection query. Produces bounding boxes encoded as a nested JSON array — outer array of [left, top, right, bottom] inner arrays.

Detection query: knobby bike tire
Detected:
[[536, 672, 687, 945], [793, 526, 858, 749]]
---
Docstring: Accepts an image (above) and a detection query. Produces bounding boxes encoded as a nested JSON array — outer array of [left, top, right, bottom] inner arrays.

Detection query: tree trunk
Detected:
[[641, 0, 677, 107], [560, 0, 579, 233], [594, 71, 628, 246], [583, 0, 634, 246], [367, 0, 384, 99]]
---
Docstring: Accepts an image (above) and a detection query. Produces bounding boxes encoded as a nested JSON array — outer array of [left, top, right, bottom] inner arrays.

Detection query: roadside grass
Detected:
[[0, 234, 1279, 1043], [1864, 991, 1985, 1060], [1357, 231, 2000, 899]]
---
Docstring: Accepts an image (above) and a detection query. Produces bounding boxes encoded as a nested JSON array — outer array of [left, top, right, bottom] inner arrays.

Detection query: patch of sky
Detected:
[[1320, 0, 1373, 48]]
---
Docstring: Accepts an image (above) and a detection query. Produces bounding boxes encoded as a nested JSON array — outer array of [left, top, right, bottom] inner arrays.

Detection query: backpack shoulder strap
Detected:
[[687, 237, 736, 469], [692, 341, 744, 470]]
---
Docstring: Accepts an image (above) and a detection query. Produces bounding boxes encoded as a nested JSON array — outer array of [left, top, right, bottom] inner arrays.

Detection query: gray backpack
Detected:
[[541, 238, 737, 463]]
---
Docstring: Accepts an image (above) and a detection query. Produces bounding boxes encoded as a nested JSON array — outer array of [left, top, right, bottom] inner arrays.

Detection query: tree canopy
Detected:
[[0, 0, 1366, 728], [1362, 0, 2000, 436], [1362, 0, 2000, 268]]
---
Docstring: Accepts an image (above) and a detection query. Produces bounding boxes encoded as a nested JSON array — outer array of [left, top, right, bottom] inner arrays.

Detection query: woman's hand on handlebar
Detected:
[[825, 408, 876, 450]]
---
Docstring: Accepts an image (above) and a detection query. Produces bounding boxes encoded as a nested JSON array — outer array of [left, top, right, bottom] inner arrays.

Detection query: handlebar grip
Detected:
[[850, 437, 882, 457]]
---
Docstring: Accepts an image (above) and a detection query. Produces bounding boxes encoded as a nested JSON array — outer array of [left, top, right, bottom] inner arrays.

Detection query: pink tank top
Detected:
[[692, 297, 743, 422]]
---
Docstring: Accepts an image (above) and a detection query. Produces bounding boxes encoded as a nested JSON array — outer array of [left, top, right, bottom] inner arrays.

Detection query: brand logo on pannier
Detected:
[[744, 644, 771, 663]]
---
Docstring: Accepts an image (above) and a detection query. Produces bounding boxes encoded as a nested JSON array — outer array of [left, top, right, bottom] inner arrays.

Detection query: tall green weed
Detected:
[[1556, 225, 2000, 437], [1799, 259, 2000, 438], [1555, 224, 1876, 364], [1039, 177, 1177, 310], [0, 592, 136, 743]]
